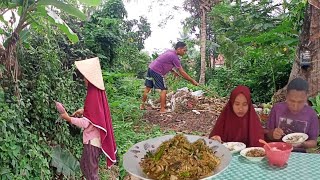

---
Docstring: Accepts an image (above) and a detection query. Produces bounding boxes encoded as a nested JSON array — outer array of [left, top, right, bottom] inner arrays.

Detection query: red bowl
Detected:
[[263, 142, 293, 167]]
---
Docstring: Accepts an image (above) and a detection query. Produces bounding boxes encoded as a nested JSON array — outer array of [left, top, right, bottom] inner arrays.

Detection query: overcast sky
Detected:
[[124, 0, 189, 54], [0, 0, 285, 52], [124, 0, 284, 54]]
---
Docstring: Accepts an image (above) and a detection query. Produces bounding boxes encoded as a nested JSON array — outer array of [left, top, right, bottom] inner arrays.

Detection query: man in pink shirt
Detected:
[[140, 42, 199, 113]]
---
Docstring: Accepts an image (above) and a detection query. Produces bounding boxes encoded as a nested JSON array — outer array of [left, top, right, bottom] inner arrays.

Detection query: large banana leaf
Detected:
[[0, 15, 7, 25], [50, 145, 80, 178], [0, 1, 19, 9], [38, 0, 86, 20], [78, 0, 101, 6], [0, 167, 10, 176], [45, 7, 79, 43]]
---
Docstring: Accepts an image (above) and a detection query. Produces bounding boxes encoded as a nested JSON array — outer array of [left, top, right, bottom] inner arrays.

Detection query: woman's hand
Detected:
[[210, 135, 222, 143], [72, 108, 84, 117], [60, 112, 72, 123]]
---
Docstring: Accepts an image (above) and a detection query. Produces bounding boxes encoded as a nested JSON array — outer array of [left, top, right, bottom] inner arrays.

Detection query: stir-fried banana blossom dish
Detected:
[[140, 134, 221, 180]]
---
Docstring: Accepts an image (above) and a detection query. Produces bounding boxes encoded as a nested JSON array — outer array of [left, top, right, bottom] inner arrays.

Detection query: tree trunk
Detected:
[[0, 7, 29, 101], [199, 8, 207, 85], [198, 0, 220, 84], [273, 3, 320, 103], [0, 31, 21, 101]]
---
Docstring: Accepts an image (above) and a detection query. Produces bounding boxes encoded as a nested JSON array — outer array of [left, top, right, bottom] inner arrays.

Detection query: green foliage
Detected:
[[110, 97, 166, 178], [44, 8, 80, 43], [78, 0, 101, 6], [1, 1, 156, 178], [0, 27, 86, 179], [0, 0, 90, 45], [111, 16, 151, 75], [102, 0, 127, 19], [83, 5, 123, 66], [122, 16, 152, 50], [283, 0, 308, 33], [83, 0, 151, 70], [309, 94, 320, 116], [113, 44, 150, 76], [38, 0, 86, 20], [203, 0, 305, 102], [98, 71, 168, 178], [1, 1, 318, 180], [50, 146, 80, 178], [206, 67, 239, 97], [0, 0, 11, 6], [0, 103, 52, 179]]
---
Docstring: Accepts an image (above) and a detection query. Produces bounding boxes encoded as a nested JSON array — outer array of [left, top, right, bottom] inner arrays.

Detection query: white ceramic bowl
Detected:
[[223, 142, 246, 154], [282, 133, 308, 145], [240, 147, 265, 162]]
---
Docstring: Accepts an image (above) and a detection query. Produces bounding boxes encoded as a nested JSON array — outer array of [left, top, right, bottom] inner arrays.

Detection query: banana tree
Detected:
[[0, 0, 101, 99]]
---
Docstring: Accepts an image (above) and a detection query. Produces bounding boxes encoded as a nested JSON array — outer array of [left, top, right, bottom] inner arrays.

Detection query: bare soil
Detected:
[[142, 109, 219, 136]]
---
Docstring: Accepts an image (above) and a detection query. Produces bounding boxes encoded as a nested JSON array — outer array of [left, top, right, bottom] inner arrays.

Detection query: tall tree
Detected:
[[183, 0, 220, 84], [274, 0, 320, 101], [208, 0, 299, 102]]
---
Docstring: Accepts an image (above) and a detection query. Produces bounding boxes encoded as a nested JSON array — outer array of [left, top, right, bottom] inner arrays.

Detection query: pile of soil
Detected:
[[142, 87, 228, 135], [143, 110, 218, 135]]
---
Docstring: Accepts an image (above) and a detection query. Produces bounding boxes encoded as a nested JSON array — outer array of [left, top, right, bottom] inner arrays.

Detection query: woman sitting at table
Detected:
[[209, 85, 264, 147]]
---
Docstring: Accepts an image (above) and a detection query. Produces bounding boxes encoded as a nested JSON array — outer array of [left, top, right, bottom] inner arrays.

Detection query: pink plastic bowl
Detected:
[[263, 142, 293, 167]]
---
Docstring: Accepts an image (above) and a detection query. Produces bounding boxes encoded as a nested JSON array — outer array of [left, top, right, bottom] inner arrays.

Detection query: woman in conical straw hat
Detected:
[[59, 57, 117, 179]]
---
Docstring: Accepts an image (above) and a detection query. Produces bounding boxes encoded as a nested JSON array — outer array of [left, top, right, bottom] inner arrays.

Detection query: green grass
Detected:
[[103, 89, 172, 178], [88, 73, 173, 178]]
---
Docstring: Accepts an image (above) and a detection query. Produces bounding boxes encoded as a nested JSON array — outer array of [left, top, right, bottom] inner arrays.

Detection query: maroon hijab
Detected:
[[83, 82, 117, 167], [209, 85, 264, 147]]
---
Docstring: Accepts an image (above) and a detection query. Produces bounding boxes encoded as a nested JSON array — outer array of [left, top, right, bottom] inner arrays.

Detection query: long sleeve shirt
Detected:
[[71, 117, 101, 147]]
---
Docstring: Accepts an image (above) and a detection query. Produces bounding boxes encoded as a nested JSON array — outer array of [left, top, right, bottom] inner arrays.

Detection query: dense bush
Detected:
[[0, 30, 84, 179]]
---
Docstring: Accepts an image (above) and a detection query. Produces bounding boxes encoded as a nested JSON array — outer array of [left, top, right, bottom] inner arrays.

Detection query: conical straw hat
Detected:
[[75, 57, 105, 90]]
